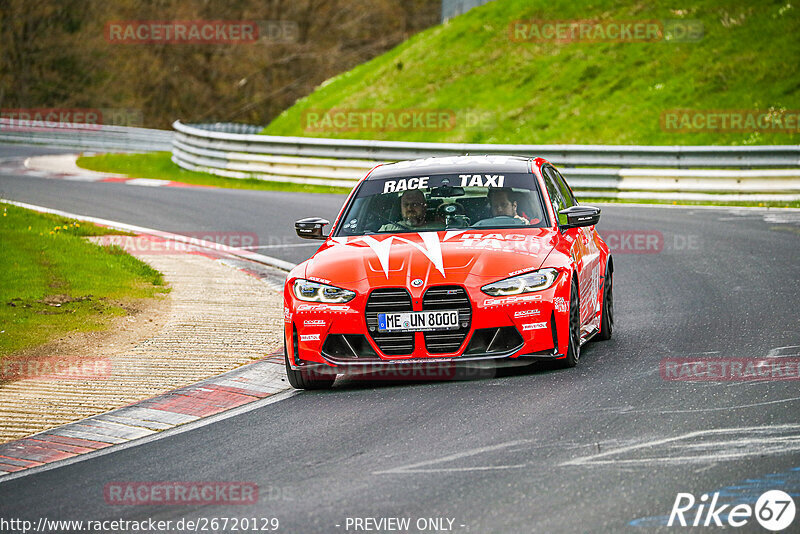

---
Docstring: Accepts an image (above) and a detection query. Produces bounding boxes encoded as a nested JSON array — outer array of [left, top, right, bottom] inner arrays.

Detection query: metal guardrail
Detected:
[[2, 118, 797, 199], [172, 121, 800, 199], [173, 121, 800, 168], [0, 119, 172, 152], [189, 122, 264, 135]]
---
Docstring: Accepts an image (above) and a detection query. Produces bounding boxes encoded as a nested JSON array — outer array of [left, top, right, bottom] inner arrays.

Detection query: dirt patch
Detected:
[[38, 293, 86, 306], [3, 293, 171, 384]]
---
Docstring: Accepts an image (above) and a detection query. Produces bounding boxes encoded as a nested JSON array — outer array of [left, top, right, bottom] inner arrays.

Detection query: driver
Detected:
[[380, 189, 444, 231], [488, 188, 529, 224]]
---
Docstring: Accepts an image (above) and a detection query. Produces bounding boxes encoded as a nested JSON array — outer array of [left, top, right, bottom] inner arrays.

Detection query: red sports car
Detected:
[[284, 155, 613, 389]]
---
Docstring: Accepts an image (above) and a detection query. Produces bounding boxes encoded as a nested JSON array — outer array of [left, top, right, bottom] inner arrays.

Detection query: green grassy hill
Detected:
[[262, 0, 800, 145]]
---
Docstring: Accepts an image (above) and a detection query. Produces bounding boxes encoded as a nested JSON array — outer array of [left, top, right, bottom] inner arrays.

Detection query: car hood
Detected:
[[301, 229, 558, 286]]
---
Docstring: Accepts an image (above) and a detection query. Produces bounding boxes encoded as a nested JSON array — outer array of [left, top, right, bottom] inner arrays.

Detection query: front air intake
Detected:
[[465, 327, 524, 356], [321, 334, 378, 360], [365, 288, 414, 355], [422, 286, 472, 354]]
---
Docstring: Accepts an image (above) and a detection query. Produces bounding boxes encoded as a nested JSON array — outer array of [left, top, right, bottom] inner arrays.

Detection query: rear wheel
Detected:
[[596, 265, 614, 341], [560, 278, 581, 368], [284, 330, 335, 390]]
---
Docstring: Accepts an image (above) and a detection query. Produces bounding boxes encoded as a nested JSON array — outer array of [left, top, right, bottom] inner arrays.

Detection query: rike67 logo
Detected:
[[668, 490, 796, 531]]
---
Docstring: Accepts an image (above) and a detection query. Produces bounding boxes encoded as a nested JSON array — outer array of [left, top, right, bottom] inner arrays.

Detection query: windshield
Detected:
[[335, 173, 549, 236]]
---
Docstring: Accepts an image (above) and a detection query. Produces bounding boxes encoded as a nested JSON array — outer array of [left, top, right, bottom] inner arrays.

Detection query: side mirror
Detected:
[[295, 217, 330, 240], [559, 206, 601, 228]]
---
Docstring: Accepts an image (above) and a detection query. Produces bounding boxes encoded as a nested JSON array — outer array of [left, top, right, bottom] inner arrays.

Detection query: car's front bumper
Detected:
[[285, 280, 572, 373]]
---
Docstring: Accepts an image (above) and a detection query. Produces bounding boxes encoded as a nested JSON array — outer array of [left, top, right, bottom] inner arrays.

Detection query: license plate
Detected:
[[378, 310, 460, 332]]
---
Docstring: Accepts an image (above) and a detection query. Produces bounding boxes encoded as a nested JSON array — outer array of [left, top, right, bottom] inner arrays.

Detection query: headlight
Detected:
[[481, 268, 559, 296], [293, 279, 356, 303]]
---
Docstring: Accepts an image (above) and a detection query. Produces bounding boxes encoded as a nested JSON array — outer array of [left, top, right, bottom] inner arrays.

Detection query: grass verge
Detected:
[[262, 0, 800, 146], [76, 152, 353, 195], [0, 204, 168, 358]]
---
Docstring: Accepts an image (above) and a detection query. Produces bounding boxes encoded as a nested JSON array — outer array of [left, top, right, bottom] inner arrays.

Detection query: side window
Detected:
[[542, 166, 568, 226], [553, 168, 578, 208]]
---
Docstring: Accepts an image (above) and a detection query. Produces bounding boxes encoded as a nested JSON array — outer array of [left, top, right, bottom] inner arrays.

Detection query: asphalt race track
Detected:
[[1, 145, 799, 533]]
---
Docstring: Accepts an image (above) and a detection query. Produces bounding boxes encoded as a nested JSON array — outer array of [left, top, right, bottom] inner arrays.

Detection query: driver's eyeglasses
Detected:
[[402, 202, 425, 209]]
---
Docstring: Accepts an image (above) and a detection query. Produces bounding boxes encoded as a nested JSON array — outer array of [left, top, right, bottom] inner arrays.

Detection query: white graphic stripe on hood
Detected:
[[396, 232, 444, 277], [335, 232, 447, 278], [360, 235, 395, 278]]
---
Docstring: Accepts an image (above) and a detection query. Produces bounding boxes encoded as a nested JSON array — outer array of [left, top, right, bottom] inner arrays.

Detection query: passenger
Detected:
[[488, 188, 529, 224]]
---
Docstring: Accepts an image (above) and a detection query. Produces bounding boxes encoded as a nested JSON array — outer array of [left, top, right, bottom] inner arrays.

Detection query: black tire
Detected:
[[595, 265, 614, 341], [284, 332, 335, 390], [560, 278, 581, 368]]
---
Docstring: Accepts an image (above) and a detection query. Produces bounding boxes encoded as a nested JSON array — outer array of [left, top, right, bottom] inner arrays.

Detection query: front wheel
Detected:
[[284, 334, 335, 390], [559, 278, 581, 368]]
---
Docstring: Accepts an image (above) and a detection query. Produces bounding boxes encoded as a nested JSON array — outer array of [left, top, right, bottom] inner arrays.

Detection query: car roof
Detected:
[[366, 155, 533, 180]]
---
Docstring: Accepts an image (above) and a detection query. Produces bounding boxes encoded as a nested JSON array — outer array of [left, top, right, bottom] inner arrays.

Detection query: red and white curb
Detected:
[[6, 154, 210, 188], [0, 200, 299, 481], [0, 352, 290, 478]]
